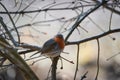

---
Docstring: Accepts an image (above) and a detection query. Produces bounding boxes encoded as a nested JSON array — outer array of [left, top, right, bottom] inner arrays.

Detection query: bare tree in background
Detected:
[[0, 0, 120, 80]]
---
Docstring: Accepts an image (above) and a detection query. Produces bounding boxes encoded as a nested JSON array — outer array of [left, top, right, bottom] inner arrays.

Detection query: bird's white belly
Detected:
[[43, 50, 61, 57]]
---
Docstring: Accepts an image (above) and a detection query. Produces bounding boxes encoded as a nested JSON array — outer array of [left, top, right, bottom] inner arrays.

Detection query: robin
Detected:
[[31, 34, 65, 58]]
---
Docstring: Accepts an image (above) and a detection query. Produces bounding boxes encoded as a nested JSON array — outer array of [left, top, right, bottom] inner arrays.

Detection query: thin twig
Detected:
[[0, 17, 18, 46], [78, 25, 88, 33], [0, 4, 96, 14], [81, 71, 88, 80], [62, 51, 69, 54], [0, 2, 20, 46], [60, 56, 74, 64], [65, 0, 108, 42], [109, 7, 114, 30], [92, 0, 120, 15], [105, 5, 120, 15], [95, 39, 100, 80], [106, 52, 120, 61], [22, 0, 36, 11], [45, 65, 52, 80], [25, 55, 42, 61], [14, 14, 21, 24], [74, 44, 80, 80], [31, 57, 48, 65], [88, 16, 114, 40]]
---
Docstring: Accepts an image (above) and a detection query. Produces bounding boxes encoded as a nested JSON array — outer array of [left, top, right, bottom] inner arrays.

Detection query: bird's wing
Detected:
[[41, 39, 58, 53]]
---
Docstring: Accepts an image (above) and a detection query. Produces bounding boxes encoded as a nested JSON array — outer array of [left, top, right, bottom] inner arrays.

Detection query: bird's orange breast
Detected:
[[54, 37, 65, 49]]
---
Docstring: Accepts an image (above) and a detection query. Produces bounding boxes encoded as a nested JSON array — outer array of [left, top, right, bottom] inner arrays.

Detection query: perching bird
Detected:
[[31, 34, 65, 58]]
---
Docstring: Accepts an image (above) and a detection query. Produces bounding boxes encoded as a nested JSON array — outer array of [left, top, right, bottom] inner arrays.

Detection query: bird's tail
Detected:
[[30, 50, 41, 58]]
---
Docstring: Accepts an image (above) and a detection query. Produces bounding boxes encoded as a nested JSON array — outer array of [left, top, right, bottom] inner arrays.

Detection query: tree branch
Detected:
[[0, 2, 20, 45], [65, 0, 108, 42], [105, 5, 120, 15], [66, 28, 120, 45], [0, 38, 39, 80], [91, 0, 120, 15], [0, 4, 95, 14], [0, 17, 18, 46], [51, 56, 59, 80]]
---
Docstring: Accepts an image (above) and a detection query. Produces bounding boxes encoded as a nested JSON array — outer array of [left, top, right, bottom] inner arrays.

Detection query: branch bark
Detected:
[[51, 56, 59, 80], [0, 37, 39, 80], [65, 0, 108, 42], [66, 28, 120, 45]]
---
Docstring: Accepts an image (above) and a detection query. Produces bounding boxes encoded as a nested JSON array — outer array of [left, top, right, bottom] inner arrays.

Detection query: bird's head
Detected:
[[55, 34, 64, 39], [54, 34, 65, 49]]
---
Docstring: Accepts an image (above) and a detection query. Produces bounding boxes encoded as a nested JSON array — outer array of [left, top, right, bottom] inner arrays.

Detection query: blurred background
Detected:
[[0, 0, 120, 80]]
